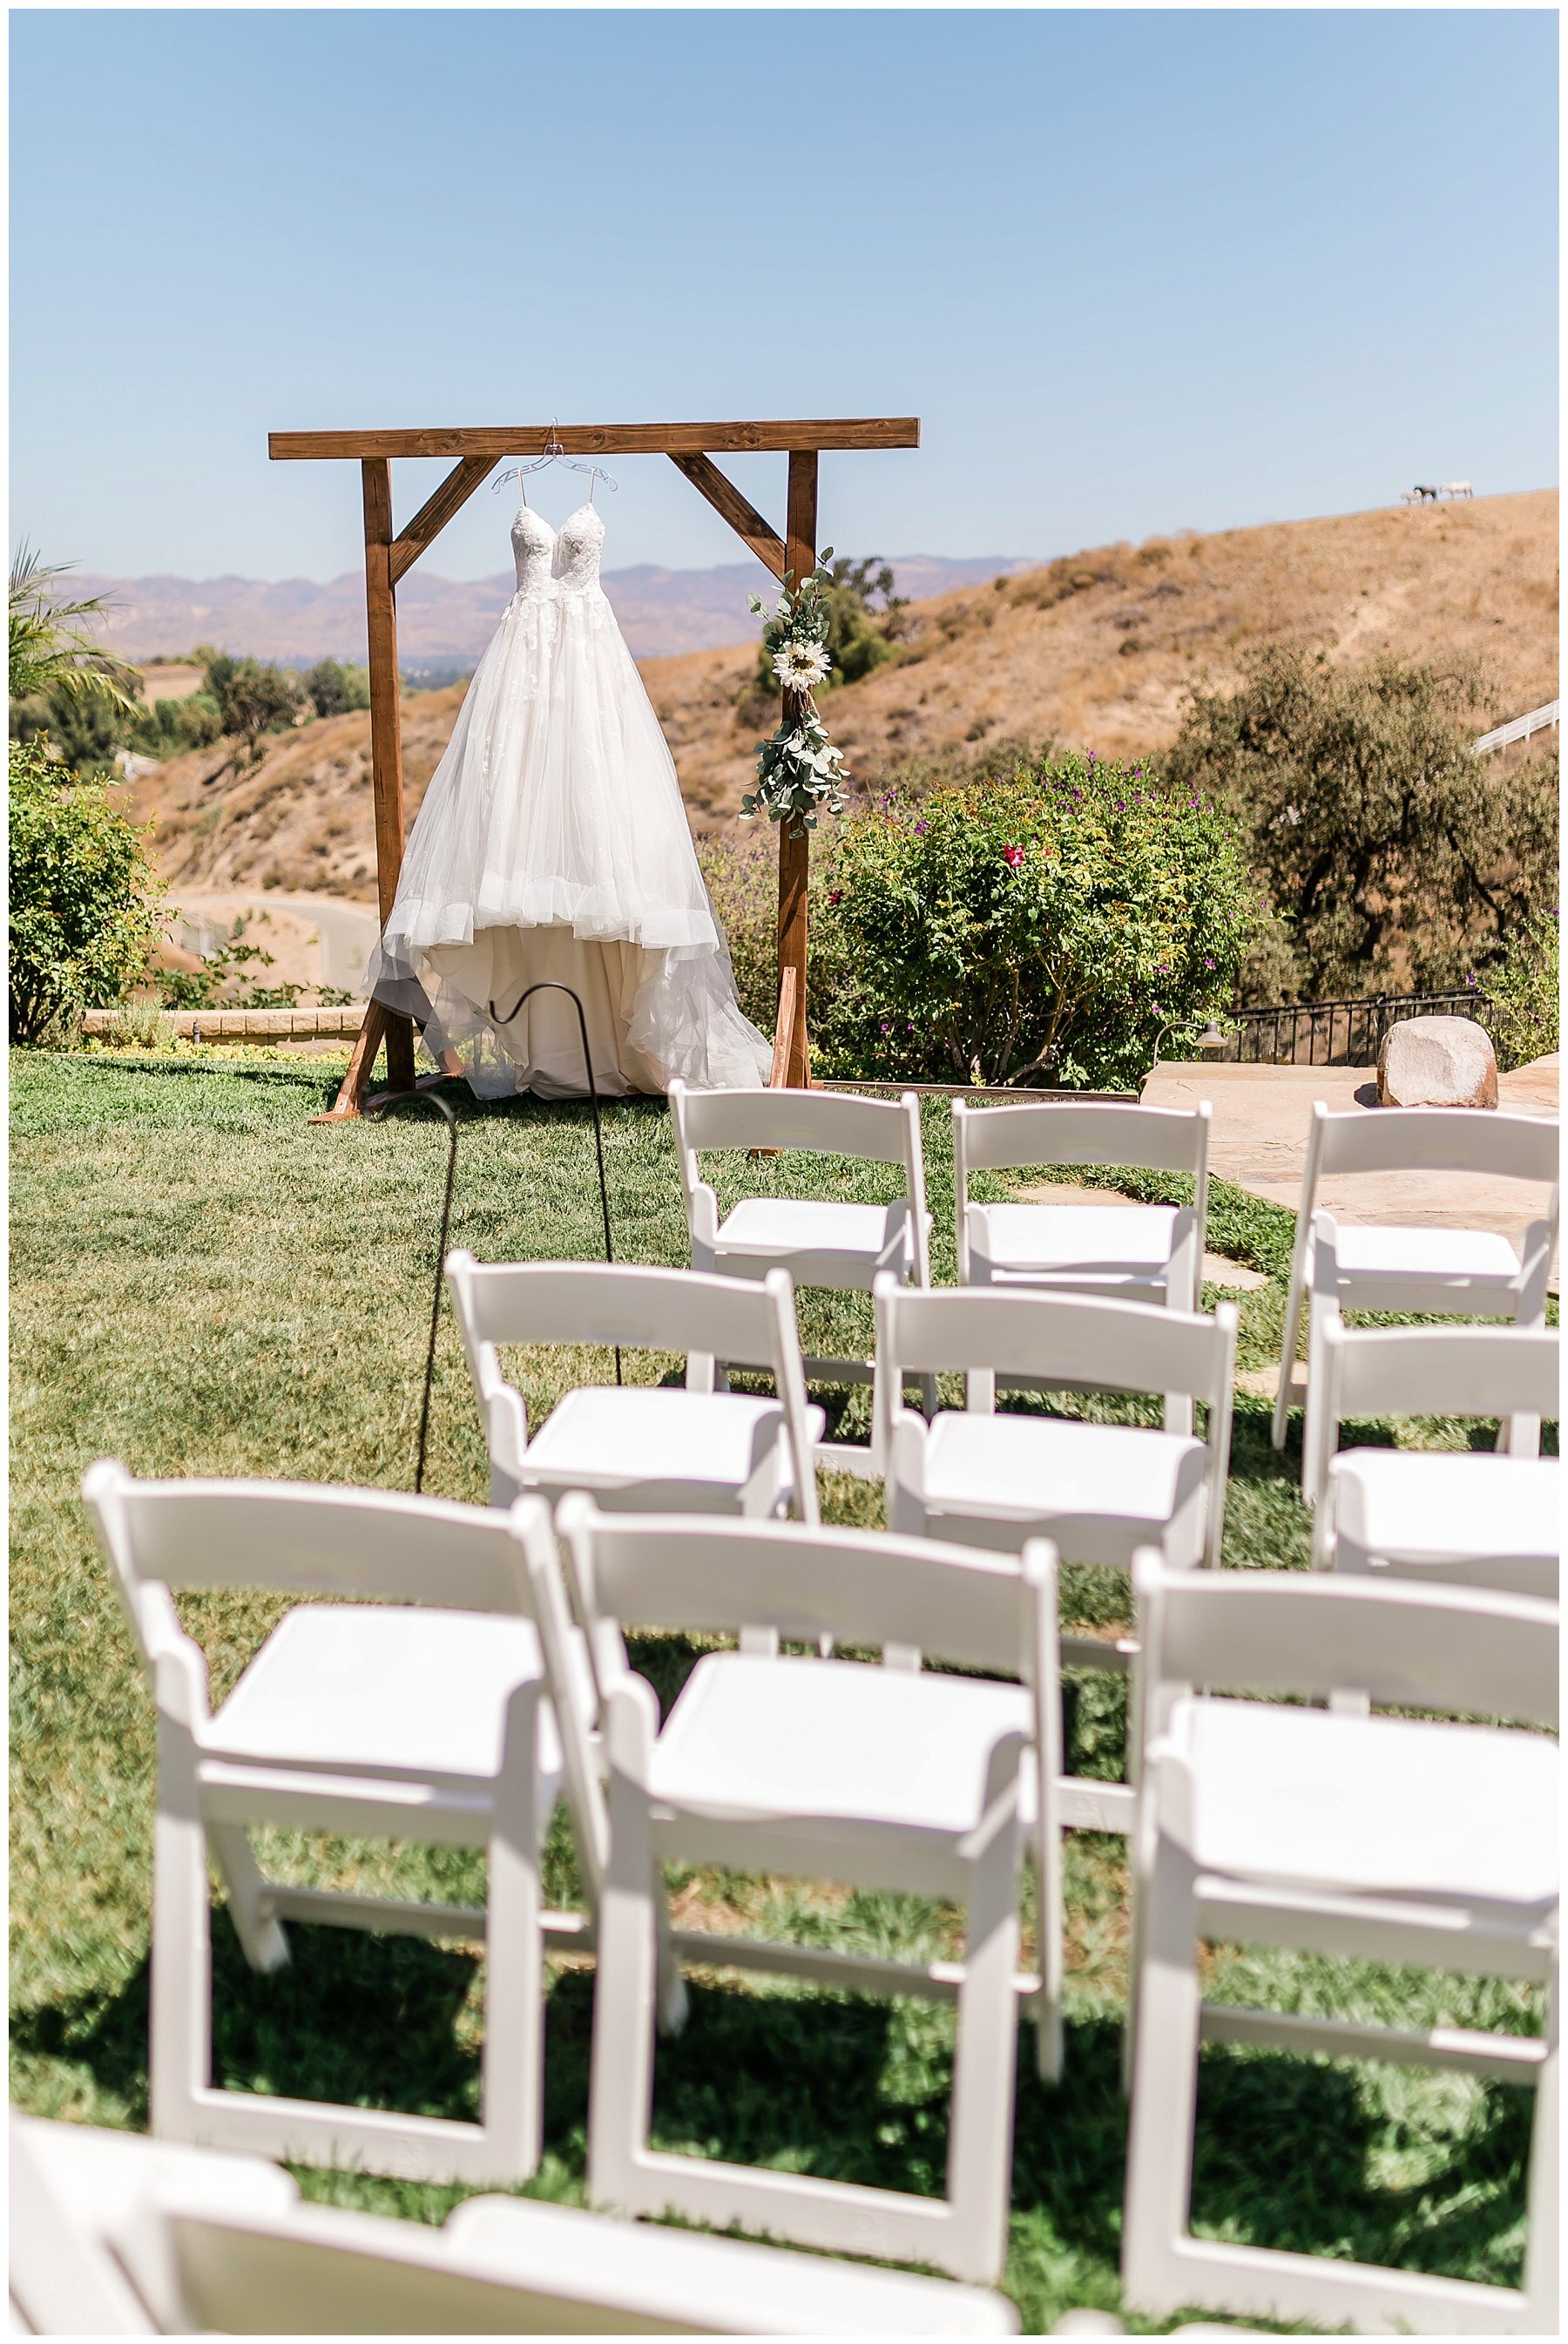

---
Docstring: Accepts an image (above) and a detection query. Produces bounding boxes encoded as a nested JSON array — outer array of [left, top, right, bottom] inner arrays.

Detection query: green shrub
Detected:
[[805, 752, 1259, 1089], [156, 911, 304, 1011], [303, 659, 372, 719], [1166, 643, 1559, 997], [192, 648, 304, 760], [10, 682, 125, 776], [98, 1002, 178, 1051], [1485, 910, 1559, 1071], [129, 691, 225, 759], [700, 735, 1053, 1037], [821, 557, 905, 686], [8, 737, 166, 1045]]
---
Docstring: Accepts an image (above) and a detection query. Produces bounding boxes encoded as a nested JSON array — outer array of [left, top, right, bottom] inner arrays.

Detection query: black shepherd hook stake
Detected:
[[366, 1087, 461, 1494], [489, 979, 621, 1383]]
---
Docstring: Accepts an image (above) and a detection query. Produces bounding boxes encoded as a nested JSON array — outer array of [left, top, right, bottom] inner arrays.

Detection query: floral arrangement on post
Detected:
[[741, 552, 850, 838]]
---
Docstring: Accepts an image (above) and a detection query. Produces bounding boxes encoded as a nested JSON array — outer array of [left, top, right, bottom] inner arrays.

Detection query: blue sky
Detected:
[[10, 9, 1558, 582]]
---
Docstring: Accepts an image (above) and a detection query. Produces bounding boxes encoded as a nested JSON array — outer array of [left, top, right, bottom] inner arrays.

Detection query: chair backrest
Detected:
[[1320, 1316, 1559, 1438], [1134, 1548, 1559, 1741], [670, 1077, 923, 1172], [112, 2169, 1020, 2334], [83, 1460, 533, 1678], [1308, 1101, 1559, 1186], [554, 1496, 1054, 1683], [8, 2109, 302, 2338], [447, 1251, 797, 1370], [953, 1096, 1211, 1179], [9, 2112, 159, 2334], [874, 1279, 1237, 1430]]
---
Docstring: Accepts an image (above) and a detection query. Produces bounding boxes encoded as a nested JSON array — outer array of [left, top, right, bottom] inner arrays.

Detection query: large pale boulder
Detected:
[[1377, 1015, 1498, 1108]]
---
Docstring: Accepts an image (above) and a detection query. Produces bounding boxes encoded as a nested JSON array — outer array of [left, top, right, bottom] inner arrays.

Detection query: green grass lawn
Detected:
[[9, 1049, 1549, 2332]]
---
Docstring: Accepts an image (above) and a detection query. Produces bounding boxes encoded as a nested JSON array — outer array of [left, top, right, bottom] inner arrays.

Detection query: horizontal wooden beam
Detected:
[[389, 453, 496, 586], [669, 452, 786, 579], [270, 417, 921, 462]]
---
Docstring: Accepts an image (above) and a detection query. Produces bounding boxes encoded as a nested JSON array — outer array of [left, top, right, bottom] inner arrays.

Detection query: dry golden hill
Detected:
[[136, 489, 1557, 897]]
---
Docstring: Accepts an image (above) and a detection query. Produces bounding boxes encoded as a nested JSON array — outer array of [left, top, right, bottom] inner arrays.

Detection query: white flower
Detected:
[[771, 640, 832, 689]]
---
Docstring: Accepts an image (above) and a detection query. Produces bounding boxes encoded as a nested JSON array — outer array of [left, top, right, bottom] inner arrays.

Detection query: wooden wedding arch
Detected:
[[267, 417, 920, 1119]]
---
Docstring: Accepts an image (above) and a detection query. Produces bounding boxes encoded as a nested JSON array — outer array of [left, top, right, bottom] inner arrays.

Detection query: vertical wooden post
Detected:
[[362, 457, 416, 1093], [776, 449, 818, 1089]]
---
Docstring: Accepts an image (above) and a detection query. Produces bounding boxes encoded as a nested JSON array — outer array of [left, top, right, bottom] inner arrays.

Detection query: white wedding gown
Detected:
[[363, 498, 771, 1097]]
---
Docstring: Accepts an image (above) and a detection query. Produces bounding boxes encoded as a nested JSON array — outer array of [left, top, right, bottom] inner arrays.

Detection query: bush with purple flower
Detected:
[[807, 749, 1259, 1088]]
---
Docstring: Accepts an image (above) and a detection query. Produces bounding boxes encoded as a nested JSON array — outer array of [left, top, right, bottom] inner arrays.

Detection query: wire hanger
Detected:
[[493, 421, 618, 505]]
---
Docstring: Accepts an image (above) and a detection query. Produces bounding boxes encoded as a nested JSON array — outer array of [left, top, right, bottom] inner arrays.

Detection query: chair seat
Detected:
[[1328, 1224, 1521, 1286], [1334, 1450, 1560, 1573], [524, 1387, 821, 1505], [1173, 1696, 1558, 1907], [974, 1202, 1179, 1282], [922, 1410, 1208, 1563], [715, 1196, 916, 1276], [651, 1652, 1035, 1843], [211, 1605, 580, 1805]]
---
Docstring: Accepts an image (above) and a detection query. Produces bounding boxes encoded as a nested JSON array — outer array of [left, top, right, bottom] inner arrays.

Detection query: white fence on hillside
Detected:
[[1472, 701, 1559, 755]]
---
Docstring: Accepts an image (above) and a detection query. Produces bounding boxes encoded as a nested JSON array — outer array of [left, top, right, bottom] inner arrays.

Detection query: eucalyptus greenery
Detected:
[[742, 553, 852, 837]]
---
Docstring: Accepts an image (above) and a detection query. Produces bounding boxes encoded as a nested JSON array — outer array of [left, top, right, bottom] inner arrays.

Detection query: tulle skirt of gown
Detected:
[[363, 582, 772, 1099]]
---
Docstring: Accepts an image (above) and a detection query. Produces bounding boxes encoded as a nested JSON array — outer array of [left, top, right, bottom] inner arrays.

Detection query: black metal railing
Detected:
[[1220, 988, 1490, 1067]]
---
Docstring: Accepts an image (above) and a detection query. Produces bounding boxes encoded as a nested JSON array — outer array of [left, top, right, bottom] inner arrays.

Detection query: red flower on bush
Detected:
[[1003, 843, 1024, 867]]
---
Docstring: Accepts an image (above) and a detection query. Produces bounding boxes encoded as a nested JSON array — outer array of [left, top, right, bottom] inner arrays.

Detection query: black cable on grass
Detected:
[[366, 1087, 461, 1494]]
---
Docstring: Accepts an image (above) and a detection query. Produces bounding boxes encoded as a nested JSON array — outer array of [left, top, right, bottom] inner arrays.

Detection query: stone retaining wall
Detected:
[[83, 1007, 364, 1043]]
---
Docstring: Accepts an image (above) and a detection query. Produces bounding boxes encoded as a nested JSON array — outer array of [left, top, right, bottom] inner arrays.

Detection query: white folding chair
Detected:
[[668, 1079, 932, 1471], [446, 1253, 821, 1523], [531, 1497, 1062, 2286], [1314, 1318, 1560, 1595], [875, 1279, 1237, 1833], [9, 2110, 300, 2335], [1271, 1103, 1558, 1487], [954, 1097, 1213, 1432], [1298, 1208, 1558, 1504], [1122, 1555, 1558, 2334], [9, 2110, 1018, 2334], [82, 1465, 602, 2186]]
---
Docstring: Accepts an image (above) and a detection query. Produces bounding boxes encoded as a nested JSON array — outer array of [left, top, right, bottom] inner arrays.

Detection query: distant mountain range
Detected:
[[73, 554, 1038, 671]]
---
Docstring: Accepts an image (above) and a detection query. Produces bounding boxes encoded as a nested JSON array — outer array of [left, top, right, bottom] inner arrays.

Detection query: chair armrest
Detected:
[[141, 1584, 211, 1734], [955, 1193, 973, 1284], [876, 1200, 921, 1279], [1514, 1216, 1556, 1323], [958, 1728, 1030, 1866], [687, 1180, 720, 1267], [1166, 1206, 1200, 1310], [1307, 1209, 1339, 1298], [469, 1338, 529, 1480], [881, 1407, 929, 1521], [602, 1669, 660, 1788]]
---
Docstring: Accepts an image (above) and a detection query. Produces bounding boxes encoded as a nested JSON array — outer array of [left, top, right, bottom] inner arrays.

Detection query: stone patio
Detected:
[[1142, 1056, 1559, 1263]]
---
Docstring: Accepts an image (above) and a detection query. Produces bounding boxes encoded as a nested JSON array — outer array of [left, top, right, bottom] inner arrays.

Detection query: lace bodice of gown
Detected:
[[510, 505, 556, 598], [553, 504, 605, 594]]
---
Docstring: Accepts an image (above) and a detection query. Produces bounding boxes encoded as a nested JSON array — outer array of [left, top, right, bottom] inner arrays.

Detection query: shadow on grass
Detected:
[[11, 1937, 1531, 2313]]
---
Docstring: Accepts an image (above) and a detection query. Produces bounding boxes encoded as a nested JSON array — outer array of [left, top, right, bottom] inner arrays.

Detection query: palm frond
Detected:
[[10, 541, 141, 713]]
